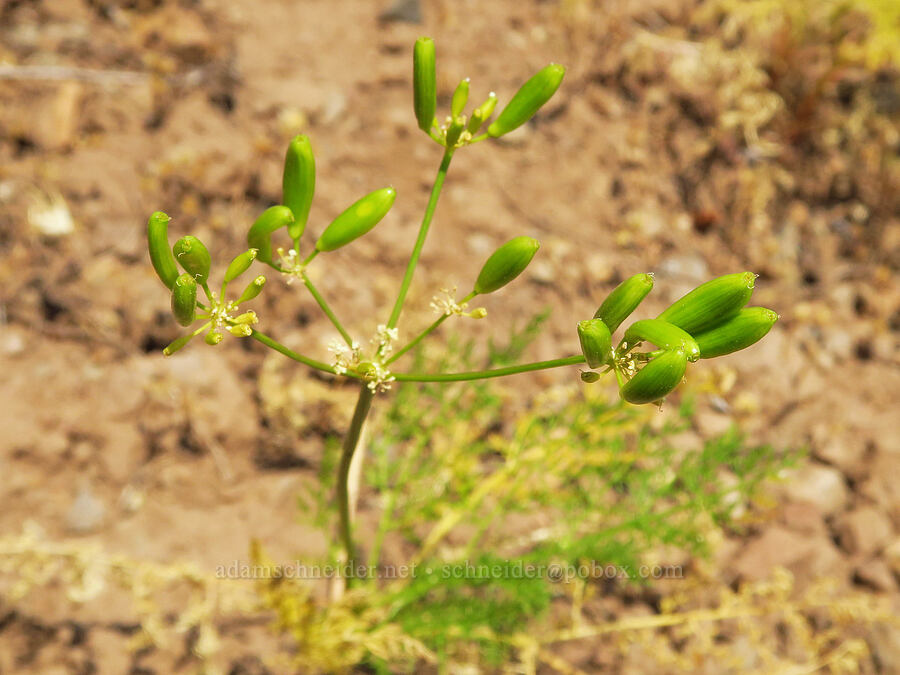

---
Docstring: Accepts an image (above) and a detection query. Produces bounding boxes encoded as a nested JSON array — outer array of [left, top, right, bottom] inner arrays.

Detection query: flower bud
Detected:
[[487, 63, 565, 138], [232, 311, 259, 325], [315, 187, 396, 252], [694, 307, 778, 359], [581, 371, 600, 383], [593, 273, 654, 333], [444, 116, 466, 148], [205, 331, 223, 346], [577, 318, 612, 369], [171, 273, 198, 326], [236, 275, 266, 305], [228, 324, 253, 337], [163, 332, 195, 356], [657, 272, 756, 335], [620, 348, 687, 405], [283, 135, 316, 240], [247, 205, 295, 265], [623, 319, 700, 362], [451, 78, 470, 118], [224, 249, 258, 284], [413, 37, 437, 133], [147, 211, 179, 289], [468, 93, 498, 135], [173, 235, 212, 285], [473, 236, 540, 295]]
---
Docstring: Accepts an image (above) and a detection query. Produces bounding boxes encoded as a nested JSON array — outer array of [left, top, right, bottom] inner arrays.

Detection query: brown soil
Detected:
[[0, 0, 898, 672]]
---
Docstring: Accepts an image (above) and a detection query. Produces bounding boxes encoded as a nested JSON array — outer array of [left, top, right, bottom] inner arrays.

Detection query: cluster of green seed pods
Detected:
[[147, 211, 266, 355], [412, 36, 565, 149], [578, 272, 778, 405], [247, 134, 397, 268]]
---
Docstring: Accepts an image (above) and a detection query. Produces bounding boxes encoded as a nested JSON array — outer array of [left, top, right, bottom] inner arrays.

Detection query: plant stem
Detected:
[[386, 150, 454, 330], [249, 329, 356, 377], [387, 291, 477, 365], [336, 384, 375, 581], [386, 314, 449, 365], [301, 271, 354, 347], [392, 354, 586, 382]]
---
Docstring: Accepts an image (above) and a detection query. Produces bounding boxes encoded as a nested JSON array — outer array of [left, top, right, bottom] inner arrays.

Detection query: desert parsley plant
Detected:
[[146, 37, 778, 575]]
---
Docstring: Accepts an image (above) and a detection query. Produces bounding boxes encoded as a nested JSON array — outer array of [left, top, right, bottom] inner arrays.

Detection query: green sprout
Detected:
[[145, 38, 778, 578]]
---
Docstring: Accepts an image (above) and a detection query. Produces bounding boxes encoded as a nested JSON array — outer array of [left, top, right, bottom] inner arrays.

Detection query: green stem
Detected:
[[301, 271, 354, 347], [392, 355, 585, 382], [386, 150, 454, 330], [336, 384, 375, 582], [386, 314, 449, 365], [387, 289, 477, 366], [249, 329, 357, 377]]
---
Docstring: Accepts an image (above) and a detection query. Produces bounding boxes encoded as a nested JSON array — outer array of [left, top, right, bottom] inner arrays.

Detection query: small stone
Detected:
[[66, 486, 106, 534], [779, 501, 827, 536], [813, 434, 868, 479], [782, 463, 848, 516], [656, 253, 709, 282], [835, 506, 893, 556], [853, 558, 897, 592], [885, 538, 900, 577], [529, 260, 556, 285], [732, 527, 846, 583], [0, 327, 26, 355], [378, 0, 422, 23]]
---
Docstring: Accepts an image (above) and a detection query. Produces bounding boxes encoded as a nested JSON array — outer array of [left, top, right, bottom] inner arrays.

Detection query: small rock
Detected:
[[732, 526, 846, 583], [0, 327, 26, 355], [656, 253, 709, 282], [782, 463, 848, 516], [813, 433, 868, 479], [885, 538, 900, 577], [835, 506, 893, 556], [378, 0, 422, 23], [869, 621, 900, 671], [529, 260, 556, 285], [853, 558, 897, 592], [780, 501, 827, 536], [66, 486, 106, 534]]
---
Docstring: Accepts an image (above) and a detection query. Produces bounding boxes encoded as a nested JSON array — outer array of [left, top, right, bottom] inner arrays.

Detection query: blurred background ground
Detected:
[[0, 0, 898, 672]]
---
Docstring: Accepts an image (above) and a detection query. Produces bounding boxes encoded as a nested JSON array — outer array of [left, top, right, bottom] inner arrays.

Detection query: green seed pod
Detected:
[[247, 205, 295, 265], [445, 116, 466, 148], [451, 78, 470, 118], [205, 331, 223, 346], [163, 332, 195, 356], [232, 311, 258, 325], [657, 272, 756, 335], [147, 211, 179, 289], [224, 249, 258, 284], [473, 236, 540, 295], [173, 235, 212, 285], [577, 318, 612, 369], [581, 371, 600, 383], [228, 323, 253, 337], [171, 273, 198, 326], [236, 275, 266, 305], [694, 307, 778, 359], [623, 319, 700, 362], [487, 63, 565, 138], [413, 37, 437, 133], [620, 349, 688, 405], [593, 273, 654, 333], [283, 135, 316, 240], [315, 187, 396, 252], [467, 93, 498, 135]]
